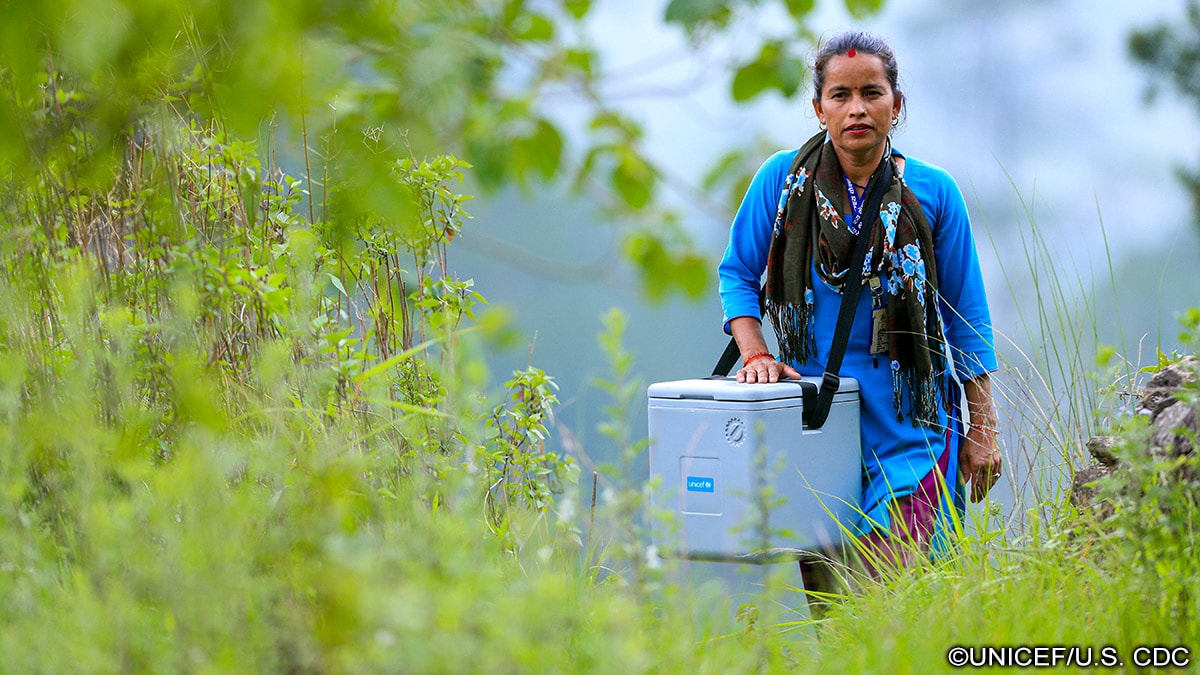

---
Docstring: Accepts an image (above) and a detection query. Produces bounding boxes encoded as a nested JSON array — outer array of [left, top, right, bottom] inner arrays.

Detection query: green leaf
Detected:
[[573, 143, 609, 191], [672, 252, 710, 299], [564, 48, 595, 76], [731, 41, 805, 102], [844, 0, 885, 20], [510, 13, 554, 41], [784, 0, 816, 20], [589, 110, 641, 140], [564, 0, 592, 20], [465, 138, 507, 192], [621, 232, 710, 301], [731, 61, 773, 103], [326, 143, 422, 239], [611, 152, 654, 210], [509, 120, 561, 186], [621, 231, 670, 301], [775, 53, 805, 97], [531, 119, 562, 179], [328, 273, 347, 297], [503, 0, 527, 26], [1096, 345, 1118, 368], [664, 0, 729, 30]]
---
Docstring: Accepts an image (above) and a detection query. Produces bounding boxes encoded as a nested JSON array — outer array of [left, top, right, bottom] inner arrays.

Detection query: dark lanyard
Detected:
[[842, 173, 869, 235]]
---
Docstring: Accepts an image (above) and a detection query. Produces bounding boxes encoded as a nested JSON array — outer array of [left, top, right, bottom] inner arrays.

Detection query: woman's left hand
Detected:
[[961, 374, 1002, 503], [961, 424, 1002, 503]]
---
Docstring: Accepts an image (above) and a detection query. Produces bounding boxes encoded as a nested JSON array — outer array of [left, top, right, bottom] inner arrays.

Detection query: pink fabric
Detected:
[[798, 447, 952, 598], [857, 447, 950, 577]]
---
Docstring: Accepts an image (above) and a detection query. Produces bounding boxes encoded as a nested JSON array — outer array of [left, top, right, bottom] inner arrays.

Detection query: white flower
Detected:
[[556, 497, 576, 523], [645, 545, 661, 570], [601, 486, 617, 505]]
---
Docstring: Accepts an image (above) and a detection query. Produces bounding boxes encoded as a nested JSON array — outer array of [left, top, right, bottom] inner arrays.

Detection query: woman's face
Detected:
[[812, 53, 901, 161]]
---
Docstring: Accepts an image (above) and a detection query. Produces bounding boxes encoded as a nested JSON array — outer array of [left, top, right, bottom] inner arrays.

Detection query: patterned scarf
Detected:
[[763, 131, 948, 428]]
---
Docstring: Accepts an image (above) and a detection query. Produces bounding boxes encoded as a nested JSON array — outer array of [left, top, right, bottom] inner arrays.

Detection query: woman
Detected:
[[717, 31, 1002, 582]]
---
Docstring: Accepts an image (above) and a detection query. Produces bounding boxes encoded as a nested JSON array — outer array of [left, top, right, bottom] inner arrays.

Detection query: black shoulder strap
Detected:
[[711, 287, 763, 377], [712, 159, 894, 430], [805, 159, 893, 429], [712, 338, 742, 378]]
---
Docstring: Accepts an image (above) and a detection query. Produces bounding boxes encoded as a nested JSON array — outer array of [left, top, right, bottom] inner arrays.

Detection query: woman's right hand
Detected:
[[736, 355, 803, 384], [728, 317, 803, 384]]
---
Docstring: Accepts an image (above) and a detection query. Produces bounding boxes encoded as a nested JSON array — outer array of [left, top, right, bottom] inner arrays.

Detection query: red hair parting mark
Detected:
[[847, 48, 857, 58]]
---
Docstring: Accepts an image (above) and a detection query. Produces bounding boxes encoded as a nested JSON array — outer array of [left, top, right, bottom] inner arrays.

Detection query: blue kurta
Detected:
[[717, 148, 997, 536]]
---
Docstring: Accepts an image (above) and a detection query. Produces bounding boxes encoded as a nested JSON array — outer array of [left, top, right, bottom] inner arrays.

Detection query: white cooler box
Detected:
[[647, 377, 862, 562]]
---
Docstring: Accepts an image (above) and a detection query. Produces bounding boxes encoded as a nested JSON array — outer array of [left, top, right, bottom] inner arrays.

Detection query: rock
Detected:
[[1151, 399, 1197, 456], [1073, 356, 1199, 517], [1138, 356, 1199, 417], [1145, 356, 1198, 389], [1085, 436, 1119, 467], [1070, 464, 1117, 520]]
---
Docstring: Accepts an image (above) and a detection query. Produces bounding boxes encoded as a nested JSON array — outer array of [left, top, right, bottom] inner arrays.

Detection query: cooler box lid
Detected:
[[647, 376, 859, 403]]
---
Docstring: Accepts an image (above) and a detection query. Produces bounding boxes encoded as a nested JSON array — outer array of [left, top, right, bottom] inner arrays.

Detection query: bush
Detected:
[[0, 70, 613, 672]]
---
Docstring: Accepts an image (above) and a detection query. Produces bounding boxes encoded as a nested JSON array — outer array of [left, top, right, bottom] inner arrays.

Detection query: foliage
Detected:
[[0, 54, 623, 666], [0, 109, 810, 667], [482, 365, 574, 540], [0, 0, 887, 304], [1130, 1, 1200, 242], [802, 527, 1200, 673], [1089, 318, 1200, 628], [587, 308, 652, 584], [801, 324, 1200, 674], [978, 180, 1123, 530]]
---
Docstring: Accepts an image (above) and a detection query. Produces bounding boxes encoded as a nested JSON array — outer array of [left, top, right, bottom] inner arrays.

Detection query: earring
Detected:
[[819, 120, 827, 131], [892, 116, 899, 127]]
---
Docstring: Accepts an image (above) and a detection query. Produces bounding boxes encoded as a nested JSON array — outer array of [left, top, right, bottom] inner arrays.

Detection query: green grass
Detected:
[[775, 178, 1200, 674]]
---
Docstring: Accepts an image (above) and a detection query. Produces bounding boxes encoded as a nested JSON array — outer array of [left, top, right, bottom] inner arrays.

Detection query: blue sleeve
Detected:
[[909, 160, 997, 380], [717, 149, 797, 334]]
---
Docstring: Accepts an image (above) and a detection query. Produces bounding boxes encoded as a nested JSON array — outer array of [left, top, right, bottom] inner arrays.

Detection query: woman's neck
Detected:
[[835, 146, 887, 186]]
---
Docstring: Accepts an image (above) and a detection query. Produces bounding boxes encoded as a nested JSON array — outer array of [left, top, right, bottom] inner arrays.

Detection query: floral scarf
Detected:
[[763, 131, 948, 428]]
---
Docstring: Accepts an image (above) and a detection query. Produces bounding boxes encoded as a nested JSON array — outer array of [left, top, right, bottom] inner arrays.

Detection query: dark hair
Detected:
[[811, 31, 903, 113]]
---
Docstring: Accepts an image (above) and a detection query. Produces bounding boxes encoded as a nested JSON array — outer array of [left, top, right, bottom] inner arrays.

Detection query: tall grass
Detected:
[[0, 79, 625, 671], [0, 66, 820, 673], [976, 180, 1139, 532], [786, 188, 1200, 671]]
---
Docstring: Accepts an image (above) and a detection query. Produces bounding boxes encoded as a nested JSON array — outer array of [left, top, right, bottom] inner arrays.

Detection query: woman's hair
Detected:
[[810, 31, 903, 105]]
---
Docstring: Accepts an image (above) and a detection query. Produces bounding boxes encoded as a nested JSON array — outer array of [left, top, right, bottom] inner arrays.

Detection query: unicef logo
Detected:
[[724, 418, 745, 447]]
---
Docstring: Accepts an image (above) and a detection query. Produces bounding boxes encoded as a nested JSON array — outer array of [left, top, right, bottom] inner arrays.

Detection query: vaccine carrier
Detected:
[[647, 377, 862, 562]]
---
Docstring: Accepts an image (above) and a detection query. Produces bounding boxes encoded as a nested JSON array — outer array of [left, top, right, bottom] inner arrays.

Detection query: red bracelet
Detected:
[[744, 352, 774, 366]]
